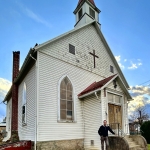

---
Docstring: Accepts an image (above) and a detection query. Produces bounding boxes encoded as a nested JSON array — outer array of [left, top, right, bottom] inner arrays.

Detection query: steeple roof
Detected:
[[74, 0, 100, 14], [78, 0, 95, 6]]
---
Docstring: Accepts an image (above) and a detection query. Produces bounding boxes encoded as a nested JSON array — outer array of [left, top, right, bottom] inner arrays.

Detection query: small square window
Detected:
[[89, 7, 95, 19], [78, 8, 82, 20], [110, 65, 114, 73], [115, 95, 121, 103], [69, 44, 75, 55], [108, 93, 113, 102]]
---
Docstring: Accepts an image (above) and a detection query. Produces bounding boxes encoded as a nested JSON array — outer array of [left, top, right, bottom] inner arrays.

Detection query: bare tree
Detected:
[[130, 105, 149, 126]]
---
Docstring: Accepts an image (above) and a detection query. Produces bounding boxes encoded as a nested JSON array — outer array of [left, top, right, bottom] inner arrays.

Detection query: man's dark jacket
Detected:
[[98, 125, 115, 137]]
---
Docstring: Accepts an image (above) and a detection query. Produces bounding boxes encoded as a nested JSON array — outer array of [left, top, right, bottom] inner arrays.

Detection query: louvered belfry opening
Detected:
[[12, 51, 20, 132]]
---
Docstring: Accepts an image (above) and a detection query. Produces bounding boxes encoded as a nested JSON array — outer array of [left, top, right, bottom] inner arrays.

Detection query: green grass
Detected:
[[148, 144, 150, 150]]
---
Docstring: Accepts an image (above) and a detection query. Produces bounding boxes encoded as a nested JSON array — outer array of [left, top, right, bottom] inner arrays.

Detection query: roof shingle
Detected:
[[78, 74, 117, 97], [78, 0, 95, 6]]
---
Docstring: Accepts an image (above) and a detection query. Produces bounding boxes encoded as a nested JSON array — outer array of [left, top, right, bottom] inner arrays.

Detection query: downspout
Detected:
[[30, 54, 37, 150], [94, 92, 101, 103], [82, 100, 85, 148]]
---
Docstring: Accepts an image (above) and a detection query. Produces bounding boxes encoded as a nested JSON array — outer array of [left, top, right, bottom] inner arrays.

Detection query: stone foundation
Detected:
[[129, 135, 147, 150], [37, 139, 84, 150], [108, 136, 129, 150], [10, 130, 19, 143]]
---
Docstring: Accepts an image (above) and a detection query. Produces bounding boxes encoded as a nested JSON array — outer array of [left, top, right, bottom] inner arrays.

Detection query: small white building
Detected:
[[3, 0, 132, 149]]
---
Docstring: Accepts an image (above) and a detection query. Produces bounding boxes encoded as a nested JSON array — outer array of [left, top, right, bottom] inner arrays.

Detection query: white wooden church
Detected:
[[3, 0, 132, 149]]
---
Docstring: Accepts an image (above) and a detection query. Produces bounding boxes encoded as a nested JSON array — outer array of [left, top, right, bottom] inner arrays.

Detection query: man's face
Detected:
[[103, 120, 107, 126]]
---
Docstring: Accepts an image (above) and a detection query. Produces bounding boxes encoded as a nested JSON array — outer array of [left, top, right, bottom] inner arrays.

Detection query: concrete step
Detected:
[[125, 136, 144, 150], [129, 144, 141, 150], [84, 147, 99, 150], [125, 138, 134, 142], [128, 141, 137, 145]]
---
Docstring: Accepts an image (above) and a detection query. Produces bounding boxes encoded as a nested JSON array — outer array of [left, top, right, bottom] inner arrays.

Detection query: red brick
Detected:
[[11, 51, 20, 132]]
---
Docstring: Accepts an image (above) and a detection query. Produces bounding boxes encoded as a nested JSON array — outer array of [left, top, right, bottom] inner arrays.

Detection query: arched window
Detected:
[[22, 82, 27, 124], [60, 77, 73, 120]]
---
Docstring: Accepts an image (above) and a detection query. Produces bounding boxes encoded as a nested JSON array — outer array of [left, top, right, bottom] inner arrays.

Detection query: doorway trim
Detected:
[[106, 90, 124, 132]]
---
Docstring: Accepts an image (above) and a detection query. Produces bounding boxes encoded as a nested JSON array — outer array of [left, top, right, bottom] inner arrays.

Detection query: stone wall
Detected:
[[108, 136, 129, 150], [37, 139, 84, 150], [129, 135, 147, 150]]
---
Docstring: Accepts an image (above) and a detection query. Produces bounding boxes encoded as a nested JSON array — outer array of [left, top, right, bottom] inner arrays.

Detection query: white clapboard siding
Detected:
[[37, 52, 103, 141], [107, 81, 123, 93], [123, 95, 129, 134], [18, 65, 36, 141], [3, 98, 12, 141], [39, 24, 120, 80], [83, 94, 101, 149], [101, 89, 107, 123], [37, 23, 128, 142]]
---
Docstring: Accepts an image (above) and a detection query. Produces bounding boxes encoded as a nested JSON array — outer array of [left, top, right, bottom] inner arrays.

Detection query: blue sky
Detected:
[[0, 0, 150, 121]]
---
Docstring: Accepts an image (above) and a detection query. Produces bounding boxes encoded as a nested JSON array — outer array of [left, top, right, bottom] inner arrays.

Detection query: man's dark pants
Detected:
[[101, 136, 109, 150]]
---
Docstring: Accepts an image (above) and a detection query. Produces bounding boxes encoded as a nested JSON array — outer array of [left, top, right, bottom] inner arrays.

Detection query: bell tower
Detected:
[[73, 0, 101, 28]]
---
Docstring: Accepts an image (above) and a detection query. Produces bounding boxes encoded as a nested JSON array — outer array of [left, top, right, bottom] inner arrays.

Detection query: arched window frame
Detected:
[[22, 82, 27, 125], [58, 75, 76, 122]]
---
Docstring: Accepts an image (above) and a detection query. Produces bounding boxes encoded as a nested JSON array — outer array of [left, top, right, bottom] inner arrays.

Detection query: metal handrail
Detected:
[[119, 129, 126, 137], [108, 123, 120, 136], [108, 123, 127, 137]]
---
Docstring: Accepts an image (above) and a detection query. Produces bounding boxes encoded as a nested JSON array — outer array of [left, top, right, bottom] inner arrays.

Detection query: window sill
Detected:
[[57, 120, 77, 123], [22, 123, 27, 126]]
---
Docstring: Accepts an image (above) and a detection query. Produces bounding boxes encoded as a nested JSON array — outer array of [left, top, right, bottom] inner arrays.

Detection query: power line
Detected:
[[138, 80, 150, 86], [0, 101, 6, 105]]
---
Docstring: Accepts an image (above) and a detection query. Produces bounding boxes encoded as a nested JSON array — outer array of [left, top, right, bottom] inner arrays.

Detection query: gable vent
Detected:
[[69, 44, 75, 55], [91, 140, 94, 146]]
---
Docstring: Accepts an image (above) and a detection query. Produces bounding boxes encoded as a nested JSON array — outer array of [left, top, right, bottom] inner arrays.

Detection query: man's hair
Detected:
[[103, 120, 107, 122]]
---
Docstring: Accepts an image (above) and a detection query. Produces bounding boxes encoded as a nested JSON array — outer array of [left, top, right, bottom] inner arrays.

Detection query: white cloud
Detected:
[[130, 85, 150, 96], [128, 85, 150, 116], [126, 59, 142, 70], [25, 8, 52, 28], [0, 78, 11, 122], [124, 59, 127, 62], [0, 78, 11, 101], [138, 63, 142, 66], [128, 62, 138, 69], [16, 1, 51, 28], [118, 63, 125, 69], [0, 78, 11, 92], [115, 55, 125, 69], [115, 55, 121, 62]]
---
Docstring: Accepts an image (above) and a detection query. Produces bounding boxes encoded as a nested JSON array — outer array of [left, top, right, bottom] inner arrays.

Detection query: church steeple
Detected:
[[73, 0, 101, 28], [78, 0, 95, 6]]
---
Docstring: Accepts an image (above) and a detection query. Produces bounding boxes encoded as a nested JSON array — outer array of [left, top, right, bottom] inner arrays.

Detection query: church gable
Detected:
[[107, 80, 123, 94], [37, 23, 121, 82]]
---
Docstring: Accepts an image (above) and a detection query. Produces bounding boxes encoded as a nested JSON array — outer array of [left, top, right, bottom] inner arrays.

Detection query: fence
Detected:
[[106, 123, 144, 136]]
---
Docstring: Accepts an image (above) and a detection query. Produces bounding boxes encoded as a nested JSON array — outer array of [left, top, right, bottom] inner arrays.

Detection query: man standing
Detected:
[[98, 120, 115, 150]]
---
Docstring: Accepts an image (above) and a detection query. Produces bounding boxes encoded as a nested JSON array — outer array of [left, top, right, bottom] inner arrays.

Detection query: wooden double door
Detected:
[[108, 104, 122, 129]]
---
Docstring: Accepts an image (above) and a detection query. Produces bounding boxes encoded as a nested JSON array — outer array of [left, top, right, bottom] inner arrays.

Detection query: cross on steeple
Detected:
[[89, 50, 99, 68]]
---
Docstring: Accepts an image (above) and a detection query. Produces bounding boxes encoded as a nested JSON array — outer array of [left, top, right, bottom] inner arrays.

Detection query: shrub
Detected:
[[141, 121, 150, 144]]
